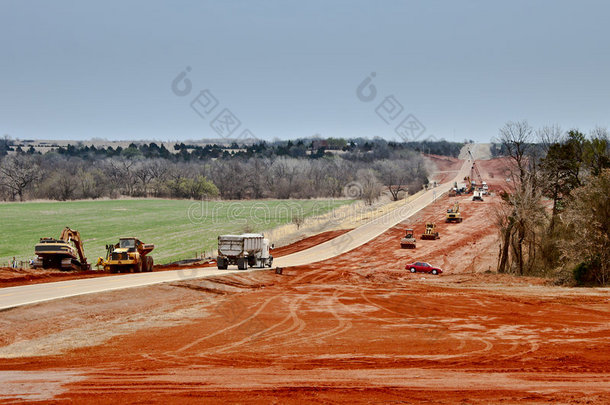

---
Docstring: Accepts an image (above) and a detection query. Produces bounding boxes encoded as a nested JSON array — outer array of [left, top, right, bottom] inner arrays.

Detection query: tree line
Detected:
[[495, 121, 610, 285], [2, 136, 463, 161], [0, 137, 436, 203]]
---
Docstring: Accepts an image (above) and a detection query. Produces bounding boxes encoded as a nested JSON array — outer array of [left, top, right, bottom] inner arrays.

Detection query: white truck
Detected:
[[472, 189, 484, 201], [216, 233, 273, 270]]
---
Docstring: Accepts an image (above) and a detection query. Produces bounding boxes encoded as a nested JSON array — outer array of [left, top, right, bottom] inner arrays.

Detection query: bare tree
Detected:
[[498, 120, 533, 190], [133, 161, 155, 196], [356, 168, 382, 205], [537, 124, 563, 153], [104, 158, 136, 196], [374, 160, 418, 201], [0, 154, 40, 201], [496, 121, 536, 274]]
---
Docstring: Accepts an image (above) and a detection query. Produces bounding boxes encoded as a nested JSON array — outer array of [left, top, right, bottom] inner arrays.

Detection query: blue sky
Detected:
[[1, 0, 608, 142]]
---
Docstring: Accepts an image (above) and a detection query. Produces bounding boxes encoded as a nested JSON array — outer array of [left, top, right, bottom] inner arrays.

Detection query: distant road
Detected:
[[0, 147, 477, 310]]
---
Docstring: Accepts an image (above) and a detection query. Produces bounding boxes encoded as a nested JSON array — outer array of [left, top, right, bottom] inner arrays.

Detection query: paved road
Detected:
[[0, 153, 474, 310]]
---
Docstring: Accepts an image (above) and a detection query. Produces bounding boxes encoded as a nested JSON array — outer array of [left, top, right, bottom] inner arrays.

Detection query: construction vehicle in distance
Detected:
[[33, 227, 90, 270], [400, 228, 417, 249], [473, 189, 484, 201], [97, 237, 154, 273], [217, 233, 273, 270], [421, 223, 440, 240], [446, 202, 463, 223], [468, 149, 484, 185]]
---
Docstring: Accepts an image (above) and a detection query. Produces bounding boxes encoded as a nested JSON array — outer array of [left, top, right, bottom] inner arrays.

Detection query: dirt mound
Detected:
[[271, 229, 351, 257], [0, 267, 114, 288]]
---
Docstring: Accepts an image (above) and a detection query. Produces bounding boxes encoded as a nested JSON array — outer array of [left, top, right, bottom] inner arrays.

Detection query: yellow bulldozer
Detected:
[[421, 223, 440, 240], [33, 227, 90, 271], [97, 237, 154, 273], [446, 202, 463, 223]]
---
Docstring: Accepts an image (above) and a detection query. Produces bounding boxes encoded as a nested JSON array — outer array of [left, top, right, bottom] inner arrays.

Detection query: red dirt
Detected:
[[477, 156, 514, 192], [1, 193, 609, 403], [0, 268, 117, 288], [0, 230, 351, 288], [270, 229, 351, 257], [423, 154, 463, 184]]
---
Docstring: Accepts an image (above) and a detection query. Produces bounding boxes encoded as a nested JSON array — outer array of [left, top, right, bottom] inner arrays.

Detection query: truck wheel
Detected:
[[217, 257, 225, 270], [148, 256, 154, 272], [267, 257, 273, 268], [237, 258, 247, 270]]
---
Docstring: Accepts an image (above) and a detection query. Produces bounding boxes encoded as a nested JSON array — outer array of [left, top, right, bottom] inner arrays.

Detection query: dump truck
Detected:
[[400, 228, 417, 249], [33, 227, 90, 270], [446, 202, 463, 223], [97, 237, 154, 273], [217, 233, 273, 270], [421, 223, 440, 240]]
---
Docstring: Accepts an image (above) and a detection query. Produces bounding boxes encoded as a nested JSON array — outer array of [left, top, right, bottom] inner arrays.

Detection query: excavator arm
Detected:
[[59, 227, 88, 268]]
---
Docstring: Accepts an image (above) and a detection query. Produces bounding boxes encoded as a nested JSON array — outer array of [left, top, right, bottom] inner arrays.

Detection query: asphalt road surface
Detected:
[[0, 149, 476, 310]]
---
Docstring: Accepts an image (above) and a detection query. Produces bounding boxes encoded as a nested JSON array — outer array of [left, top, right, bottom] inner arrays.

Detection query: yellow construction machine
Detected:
[[445, 202, 463, 223], [33, 227, 90, 270], [400, 228, 417, 249], [421, 223, 440, 240], [97, 237, 154, 273]]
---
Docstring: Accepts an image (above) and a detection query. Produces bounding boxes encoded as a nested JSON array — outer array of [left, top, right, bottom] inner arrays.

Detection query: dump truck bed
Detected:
[[218, 234, 264, 256]]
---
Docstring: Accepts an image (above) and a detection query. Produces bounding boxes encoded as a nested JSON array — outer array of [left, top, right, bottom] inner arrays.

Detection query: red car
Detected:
[[405, 261, 443, 275]]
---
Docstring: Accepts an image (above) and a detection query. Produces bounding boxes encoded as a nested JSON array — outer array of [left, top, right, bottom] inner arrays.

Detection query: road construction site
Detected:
[[0, 149, 608, 403]]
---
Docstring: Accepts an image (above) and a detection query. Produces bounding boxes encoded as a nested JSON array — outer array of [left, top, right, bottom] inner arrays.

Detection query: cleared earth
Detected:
[[1, 189, 608, 403]]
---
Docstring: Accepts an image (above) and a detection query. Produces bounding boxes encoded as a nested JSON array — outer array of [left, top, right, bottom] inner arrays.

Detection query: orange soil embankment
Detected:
[[1, 192, 608, 404], [477, 156, 514, 192], [423, 154, 463, 184], [0, 268, 117, 288]]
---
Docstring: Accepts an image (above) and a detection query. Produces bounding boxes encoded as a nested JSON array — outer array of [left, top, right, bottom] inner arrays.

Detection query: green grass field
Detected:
[[0, 199, 352, 266]]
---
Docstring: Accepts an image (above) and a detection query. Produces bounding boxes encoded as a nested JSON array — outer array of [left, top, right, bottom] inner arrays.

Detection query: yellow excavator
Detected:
[[97, 237, 154, 273], [33, 227, 90, 270], [446, 202, 463, 223]]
